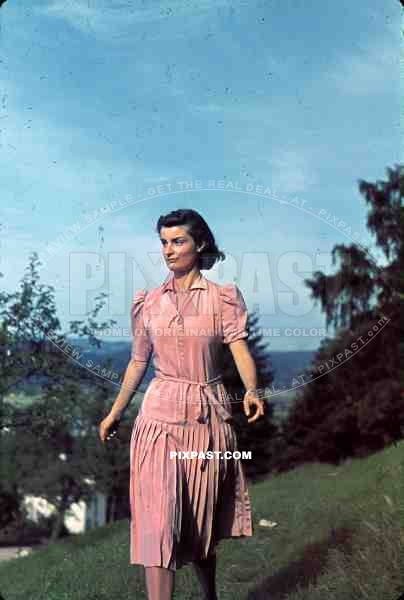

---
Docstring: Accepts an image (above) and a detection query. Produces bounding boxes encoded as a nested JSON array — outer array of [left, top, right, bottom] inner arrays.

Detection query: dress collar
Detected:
[[161, 270, 208, 293]]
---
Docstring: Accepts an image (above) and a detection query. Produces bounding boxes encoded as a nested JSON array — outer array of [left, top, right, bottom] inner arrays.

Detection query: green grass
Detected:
[[0, 441, 403, 600]]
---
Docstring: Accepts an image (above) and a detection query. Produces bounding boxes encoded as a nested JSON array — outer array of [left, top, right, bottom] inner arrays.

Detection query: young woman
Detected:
[[99, 209, 264, 600]]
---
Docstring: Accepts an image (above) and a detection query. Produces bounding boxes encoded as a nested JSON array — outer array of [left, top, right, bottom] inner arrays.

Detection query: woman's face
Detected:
[[160, 225, 200, 272]]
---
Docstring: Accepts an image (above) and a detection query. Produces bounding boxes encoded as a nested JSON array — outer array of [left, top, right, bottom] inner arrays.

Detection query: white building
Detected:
[[23, 478, 107, 534]]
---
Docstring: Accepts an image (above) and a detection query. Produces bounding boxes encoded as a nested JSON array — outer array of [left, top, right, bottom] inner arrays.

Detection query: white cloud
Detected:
[[35, 0, 237, 40], [269, 148, 318, 193], [1, 100, 183, 209], [325, 37, 398, 96]]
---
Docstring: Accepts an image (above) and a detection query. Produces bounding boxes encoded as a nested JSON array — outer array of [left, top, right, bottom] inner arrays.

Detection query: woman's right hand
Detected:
[[99, 413, 120, 443]]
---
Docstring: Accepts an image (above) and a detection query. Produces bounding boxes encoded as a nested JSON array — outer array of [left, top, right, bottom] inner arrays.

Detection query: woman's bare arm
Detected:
[[228, 339, 258, 391], [108, 359, 149, 420], [228, 339, 265, 423]]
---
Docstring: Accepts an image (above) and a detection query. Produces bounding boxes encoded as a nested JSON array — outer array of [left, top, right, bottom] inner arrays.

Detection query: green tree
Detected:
[[273, 164, 404, 472], [0, 252, 134, 541]]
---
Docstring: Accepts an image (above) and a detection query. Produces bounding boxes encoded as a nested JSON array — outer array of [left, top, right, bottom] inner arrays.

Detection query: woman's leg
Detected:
[[144, 566, 175, 600], [192, 551, 218, 600]]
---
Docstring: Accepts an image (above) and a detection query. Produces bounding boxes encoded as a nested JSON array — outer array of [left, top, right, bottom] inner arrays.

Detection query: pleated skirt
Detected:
[[129, 408, 253, 571]]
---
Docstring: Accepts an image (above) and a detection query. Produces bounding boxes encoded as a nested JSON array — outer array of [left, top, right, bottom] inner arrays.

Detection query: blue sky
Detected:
[[0, 1, 400, 351]]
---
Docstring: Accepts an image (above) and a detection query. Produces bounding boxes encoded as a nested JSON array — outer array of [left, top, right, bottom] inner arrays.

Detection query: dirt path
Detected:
[[0, 546, 33, 562]]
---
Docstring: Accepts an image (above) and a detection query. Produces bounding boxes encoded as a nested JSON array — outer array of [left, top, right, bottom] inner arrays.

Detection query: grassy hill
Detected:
[[0, 441, 402, 600]]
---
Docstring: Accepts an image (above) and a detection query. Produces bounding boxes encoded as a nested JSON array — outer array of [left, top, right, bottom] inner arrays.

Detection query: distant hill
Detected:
[[69, 338, 315, 389], [11, 338, 316, 419]]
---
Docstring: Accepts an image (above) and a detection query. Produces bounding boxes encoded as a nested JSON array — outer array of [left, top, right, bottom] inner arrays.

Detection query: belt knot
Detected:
[[154, 372, 232, 471]]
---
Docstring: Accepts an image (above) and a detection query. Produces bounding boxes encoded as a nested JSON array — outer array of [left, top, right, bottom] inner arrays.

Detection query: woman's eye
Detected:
[[161, 239, 184, 246]]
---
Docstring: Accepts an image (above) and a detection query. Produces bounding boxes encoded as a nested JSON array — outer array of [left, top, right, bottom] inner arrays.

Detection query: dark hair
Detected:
[[156, 209, 225, 271]]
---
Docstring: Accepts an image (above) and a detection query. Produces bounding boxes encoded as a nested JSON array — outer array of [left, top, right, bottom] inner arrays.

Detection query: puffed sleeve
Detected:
[[130, 289, 153, 363], [219, 283, 249, 344]]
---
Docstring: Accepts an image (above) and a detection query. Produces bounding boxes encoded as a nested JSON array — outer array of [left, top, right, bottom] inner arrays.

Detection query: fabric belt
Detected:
[[153, 372, 232, 471]]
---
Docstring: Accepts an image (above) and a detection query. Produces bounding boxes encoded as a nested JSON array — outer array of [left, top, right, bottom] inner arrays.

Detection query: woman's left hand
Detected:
[[243, 390, 265, 423]]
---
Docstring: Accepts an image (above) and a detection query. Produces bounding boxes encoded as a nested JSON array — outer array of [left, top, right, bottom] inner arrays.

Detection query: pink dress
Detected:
[[129, 270, 253, 571]]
